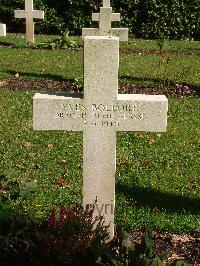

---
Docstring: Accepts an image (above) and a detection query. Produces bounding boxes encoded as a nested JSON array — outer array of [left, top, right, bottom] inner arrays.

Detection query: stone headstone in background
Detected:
[[0, 24, 6, 36], [33, 36, 168, 238], [82, 1, 128, 41], [14, 0, 44, 43]]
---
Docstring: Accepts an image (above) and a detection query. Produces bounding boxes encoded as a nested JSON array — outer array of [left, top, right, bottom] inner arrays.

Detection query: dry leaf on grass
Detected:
[[48, 143, 53, 149], [23, 141, 31, 148], [149, 139, 156, 144]]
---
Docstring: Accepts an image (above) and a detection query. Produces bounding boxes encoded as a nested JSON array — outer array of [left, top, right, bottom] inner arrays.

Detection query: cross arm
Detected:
[[116, 94, 168, 132], [14, 10, 26, 18], [110, 28, 128, 41], [92, 12, 120, 22], [33, 10, 44, 19], [33, 93, 85, 131]]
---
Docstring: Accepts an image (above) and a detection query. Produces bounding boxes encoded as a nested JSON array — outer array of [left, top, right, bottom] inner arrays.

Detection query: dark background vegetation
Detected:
[[0, 0, 199, 40]]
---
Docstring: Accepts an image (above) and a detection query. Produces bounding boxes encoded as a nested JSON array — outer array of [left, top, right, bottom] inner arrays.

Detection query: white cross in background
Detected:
[[14, 0, 44, 43], [82, 0, 128, 41]]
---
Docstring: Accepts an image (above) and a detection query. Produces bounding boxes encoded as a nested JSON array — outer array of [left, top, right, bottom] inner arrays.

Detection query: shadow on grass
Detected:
[[0, 41, 15, 46], [3, 69, 74, 82], [0, 41, 27, 48], [116, 183, 200, 214]]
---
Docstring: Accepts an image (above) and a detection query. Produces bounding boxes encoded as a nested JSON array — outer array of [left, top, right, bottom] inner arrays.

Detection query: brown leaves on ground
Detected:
[[120, 48, 200, 56], [0, 78, 199, 97], [47, 143, 53, 150], [0, 80, 8, 87], [55, 178, 70, 188], [149, 139, 156, 145], [131, 231, 200, 265], [23, 141, 31, 148]]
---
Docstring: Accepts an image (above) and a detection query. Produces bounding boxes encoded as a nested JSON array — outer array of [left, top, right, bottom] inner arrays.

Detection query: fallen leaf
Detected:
[[48, 144, 53, 150], [0, 81, 8, 87], [149, 139, 156, 144], [55, 178, 69, 188], [60, 159, 67, 164], [41, 57, 47, 63], [23, 141, 31, 148]]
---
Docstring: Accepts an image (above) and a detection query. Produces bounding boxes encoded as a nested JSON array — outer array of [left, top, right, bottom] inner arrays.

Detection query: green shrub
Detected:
[[43, 203, 110, 265], [1, 0, 199, 40], [0, 203, 194, 265], [0, 202, 110, 265]]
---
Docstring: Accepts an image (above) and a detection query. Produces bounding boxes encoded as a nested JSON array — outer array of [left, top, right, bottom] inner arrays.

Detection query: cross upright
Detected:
[[103, 0, 111, 6], [33, 37, 168, 238], [14, 0, 44, 43], [0, 23, 6, 36], [82, 1, 128, 41]]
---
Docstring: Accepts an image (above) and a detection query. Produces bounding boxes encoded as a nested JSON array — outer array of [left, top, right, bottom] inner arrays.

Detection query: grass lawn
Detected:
[[0, 34, 200, 235]]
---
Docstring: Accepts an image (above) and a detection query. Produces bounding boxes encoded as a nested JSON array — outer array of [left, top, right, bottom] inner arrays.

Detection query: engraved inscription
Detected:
[[54, 112, 86, 119], [54, 103, 146, 127], [91, 103, 143, 112], [62, 103, 86, 111]]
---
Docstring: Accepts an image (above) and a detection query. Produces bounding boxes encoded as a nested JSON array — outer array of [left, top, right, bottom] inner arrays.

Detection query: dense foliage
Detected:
[[0, 0, 199, 40], [0, 201, 194, 265]]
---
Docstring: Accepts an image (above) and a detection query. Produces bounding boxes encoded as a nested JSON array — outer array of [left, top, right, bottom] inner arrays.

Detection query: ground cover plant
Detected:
[[0, 34, 200, 264]]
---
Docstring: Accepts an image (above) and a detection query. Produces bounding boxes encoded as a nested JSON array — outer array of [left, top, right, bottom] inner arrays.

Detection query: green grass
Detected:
[[0, 34, 200, 234], [116, 97, 200, 233], [1, 34, 200, 88], [2, 33, 200, 51], [121, 38, 200, 52]]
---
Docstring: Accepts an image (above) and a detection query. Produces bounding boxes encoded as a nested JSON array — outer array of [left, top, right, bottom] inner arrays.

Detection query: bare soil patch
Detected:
[[0, 78, 199, 97], [120, 48, 200, 56], [131, 231, 200, 265]]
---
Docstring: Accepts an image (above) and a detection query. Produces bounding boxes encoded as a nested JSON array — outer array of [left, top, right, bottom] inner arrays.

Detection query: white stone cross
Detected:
[[82, 1, 128, 41], [33, 36, 168, 238], [14, 0, 44, 43], [0, 23, 6, 36], [103, 0, 111, 7]]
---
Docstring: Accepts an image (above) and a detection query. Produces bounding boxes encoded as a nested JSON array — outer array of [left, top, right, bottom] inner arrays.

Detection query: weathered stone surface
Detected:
[[33, 94, 168, 132], [116, 94, 168, 132], [33, 93, 84, 131], [83, 36, 119, 237], [0, 24, 6, 36], [33, 36, 168, 238], [14, 0, 44, 43]]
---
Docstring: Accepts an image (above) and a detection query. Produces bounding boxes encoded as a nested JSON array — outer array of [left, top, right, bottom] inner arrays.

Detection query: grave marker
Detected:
[[0, 24, 6, 36], [103, 0, 111, 7], [14, 0, 44, 43], [33, 35, 168, 238], [82, 1, 128, 41]]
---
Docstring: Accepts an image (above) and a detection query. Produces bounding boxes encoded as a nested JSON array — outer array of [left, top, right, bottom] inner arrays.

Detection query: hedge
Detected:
[[0, 0, 199, 40]]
